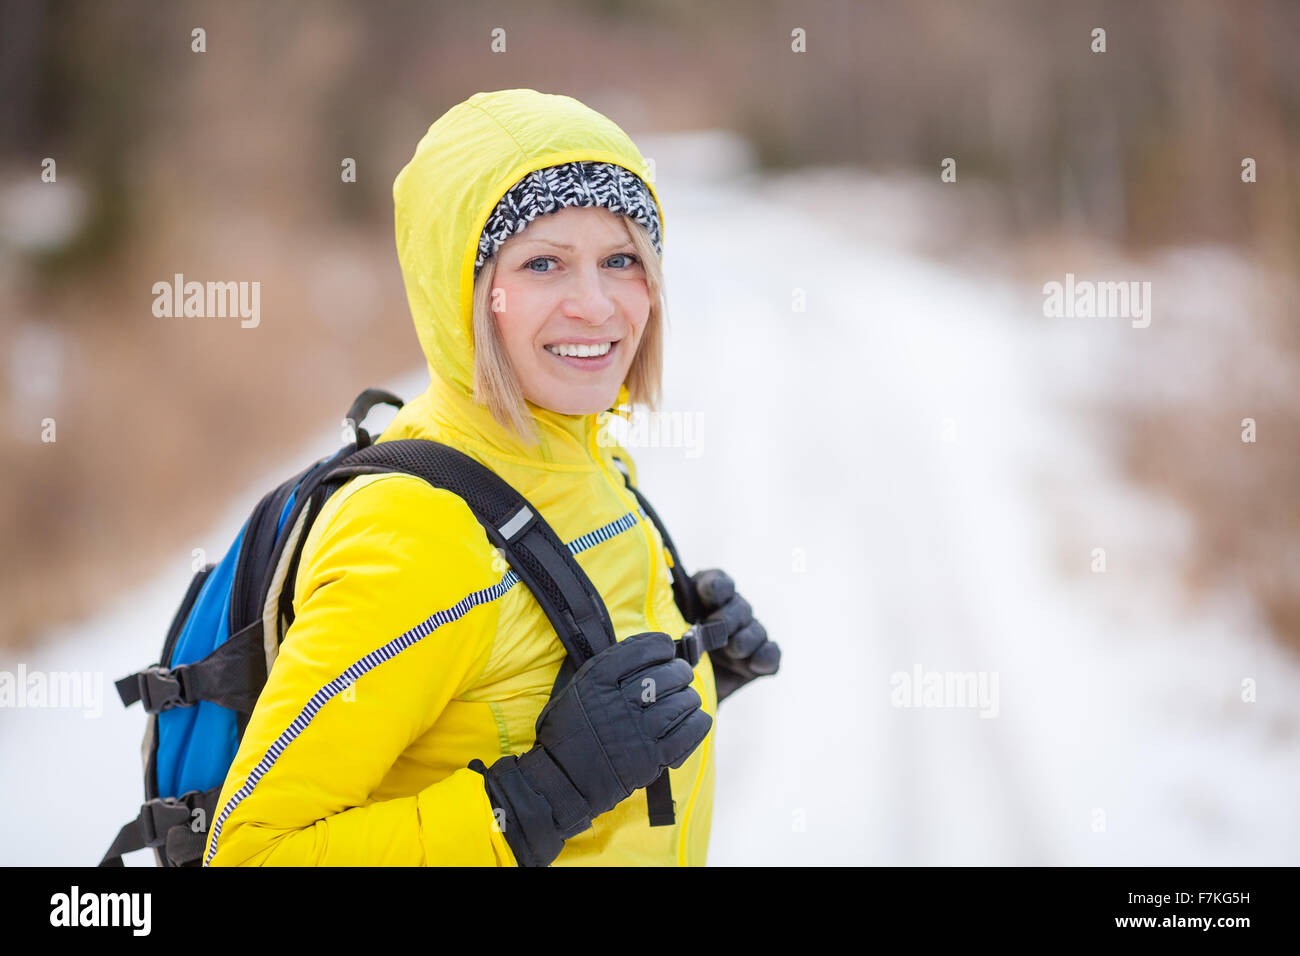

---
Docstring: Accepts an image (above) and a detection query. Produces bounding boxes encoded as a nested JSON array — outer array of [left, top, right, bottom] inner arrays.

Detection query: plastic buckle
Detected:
[[677, 621, 730, 667], [136, 796, 194, 848], [137, 665, 192, 713], [676, 626, 704, 667]]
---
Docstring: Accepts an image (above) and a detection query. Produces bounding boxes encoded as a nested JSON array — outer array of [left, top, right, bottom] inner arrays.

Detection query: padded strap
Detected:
[[319, 439, 617, 666], [314, 439, 689, 831]]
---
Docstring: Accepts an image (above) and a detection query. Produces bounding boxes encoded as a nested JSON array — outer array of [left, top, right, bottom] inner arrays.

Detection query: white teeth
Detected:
[[545, 341, 613, 358]]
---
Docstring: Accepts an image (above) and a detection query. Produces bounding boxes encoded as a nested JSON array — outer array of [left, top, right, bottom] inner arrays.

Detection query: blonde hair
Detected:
[[471, 214, 665, 445]]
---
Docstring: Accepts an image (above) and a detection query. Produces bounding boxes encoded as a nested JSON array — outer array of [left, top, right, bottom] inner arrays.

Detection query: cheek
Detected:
[[494, 284, 551, 355], [613, 280, 650, 323], [623, 289, 651, 341]]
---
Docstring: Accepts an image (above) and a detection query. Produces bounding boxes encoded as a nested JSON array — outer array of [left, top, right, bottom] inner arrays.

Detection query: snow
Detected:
[[4, 131, 1298, 866]]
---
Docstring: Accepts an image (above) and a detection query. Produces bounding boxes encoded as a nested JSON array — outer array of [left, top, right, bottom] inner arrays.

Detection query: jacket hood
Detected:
[[391, 89, 664, 465]]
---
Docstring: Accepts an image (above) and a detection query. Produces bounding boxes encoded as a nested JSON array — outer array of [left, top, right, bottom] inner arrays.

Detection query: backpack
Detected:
[[98, 388, 725, 867]]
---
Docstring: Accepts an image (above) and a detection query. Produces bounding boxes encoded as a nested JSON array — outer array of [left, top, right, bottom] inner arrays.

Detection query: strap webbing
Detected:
[[99, 787, 222, 867], [116, 621, 266, 714], [646, 773, 675, 826]]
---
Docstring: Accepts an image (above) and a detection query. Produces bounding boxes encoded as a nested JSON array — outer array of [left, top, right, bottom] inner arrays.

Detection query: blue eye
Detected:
[[523, 254, 638, 272]]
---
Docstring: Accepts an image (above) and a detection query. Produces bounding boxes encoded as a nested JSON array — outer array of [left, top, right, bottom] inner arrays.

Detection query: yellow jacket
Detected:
[[204, 89, 716, 866]]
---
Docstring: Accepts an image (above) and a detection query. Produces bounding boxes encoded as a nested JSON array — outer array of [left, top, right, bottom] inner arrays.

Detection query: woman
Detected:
[[205, 88, 780, 867]]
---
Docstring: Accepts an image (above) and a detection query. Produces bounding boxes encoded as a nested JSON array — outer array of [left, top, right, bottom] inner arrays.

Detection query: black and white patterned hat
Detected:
[[474, 160, 661, 275]]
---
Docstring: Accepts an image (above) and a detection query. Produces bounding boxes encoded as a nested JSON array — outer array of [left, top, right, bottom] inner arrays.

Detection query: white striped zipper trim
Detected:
[[204, 506, 646, 865]]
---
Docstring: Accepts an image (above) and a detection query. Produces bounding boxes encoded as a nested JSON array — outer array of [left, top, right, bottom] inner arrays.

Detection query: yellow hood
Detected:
[[392, 88, 663, 463]]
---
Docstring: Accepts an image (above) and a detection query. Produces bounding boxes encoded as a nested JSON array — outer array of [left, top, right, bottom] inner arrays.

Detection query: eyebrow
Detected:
[[513, 238, 633, 252]]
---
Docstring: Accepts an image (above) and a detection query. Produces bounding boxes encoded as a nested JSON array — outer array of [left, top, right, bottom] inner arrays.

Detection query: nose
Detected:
[[559, 263, 616, 327]]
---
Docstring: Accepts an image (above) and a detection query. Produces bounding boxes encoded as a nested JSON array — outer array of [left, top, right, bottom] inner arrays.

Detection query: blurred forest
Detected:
[[1, 0, 1298, 649]]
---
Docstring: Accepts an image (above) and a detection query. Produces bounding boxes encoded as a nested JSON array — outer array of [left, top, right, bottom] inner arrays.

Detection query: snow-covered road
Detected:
[[4, 132, 1297, 866]]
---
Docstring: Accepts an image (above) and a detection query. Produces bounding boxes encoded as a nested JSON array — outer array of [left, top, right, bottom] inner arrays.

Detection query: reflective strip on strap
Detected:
[[498, 505, 533, 541]]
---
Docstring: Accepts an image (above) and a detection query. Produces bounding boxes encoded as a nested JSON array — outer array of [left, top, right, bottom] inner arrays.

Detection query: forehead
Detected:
[[503, 206, 629, 247]]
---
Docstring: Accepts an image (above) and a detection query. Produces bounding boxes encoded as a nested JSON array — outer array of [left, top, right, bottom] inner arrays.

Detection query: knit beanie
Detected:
[[474, 160, 662, 276]]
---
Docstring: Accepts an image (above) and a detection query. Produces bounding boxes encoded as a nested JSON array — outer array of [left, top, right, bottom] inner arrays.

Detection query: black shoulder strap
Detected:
[[324, 439, 686, 830], [314, 439, 617, 667]]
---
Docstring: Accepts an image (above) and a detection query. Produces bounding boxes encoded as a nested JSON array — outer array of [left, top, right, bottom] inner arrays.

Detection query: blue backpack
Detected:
[[99, 388, 723, 866]]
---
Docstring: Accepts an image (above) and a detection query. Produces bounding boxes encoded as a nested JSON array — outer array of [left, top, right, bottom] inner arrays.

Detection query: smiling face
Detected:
[[488, 205, 651, 416]]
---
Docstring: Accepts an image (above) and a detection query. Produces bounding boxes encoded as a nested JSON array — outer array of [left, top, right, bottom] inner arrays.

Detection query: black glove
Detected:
[[693, 568, 781, 704], [470, 631, 712, 867]]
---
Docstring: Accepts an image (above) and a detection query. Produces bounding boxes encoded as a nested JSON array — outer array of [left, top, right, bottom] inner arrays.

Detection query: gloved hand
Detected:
[[692, 568, 781, 704], [470, 631, 712, 867]]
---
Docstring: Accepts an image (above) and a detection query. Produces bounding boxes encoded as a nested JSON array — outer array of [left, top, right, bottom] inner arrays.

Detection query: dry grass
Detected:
[[1, 222, 419, 649]]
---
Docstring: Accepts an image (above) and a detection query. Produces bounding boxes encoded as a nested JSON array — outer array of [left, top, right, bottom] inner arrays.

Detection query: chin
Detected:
[[537, 383, 622, 416]]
